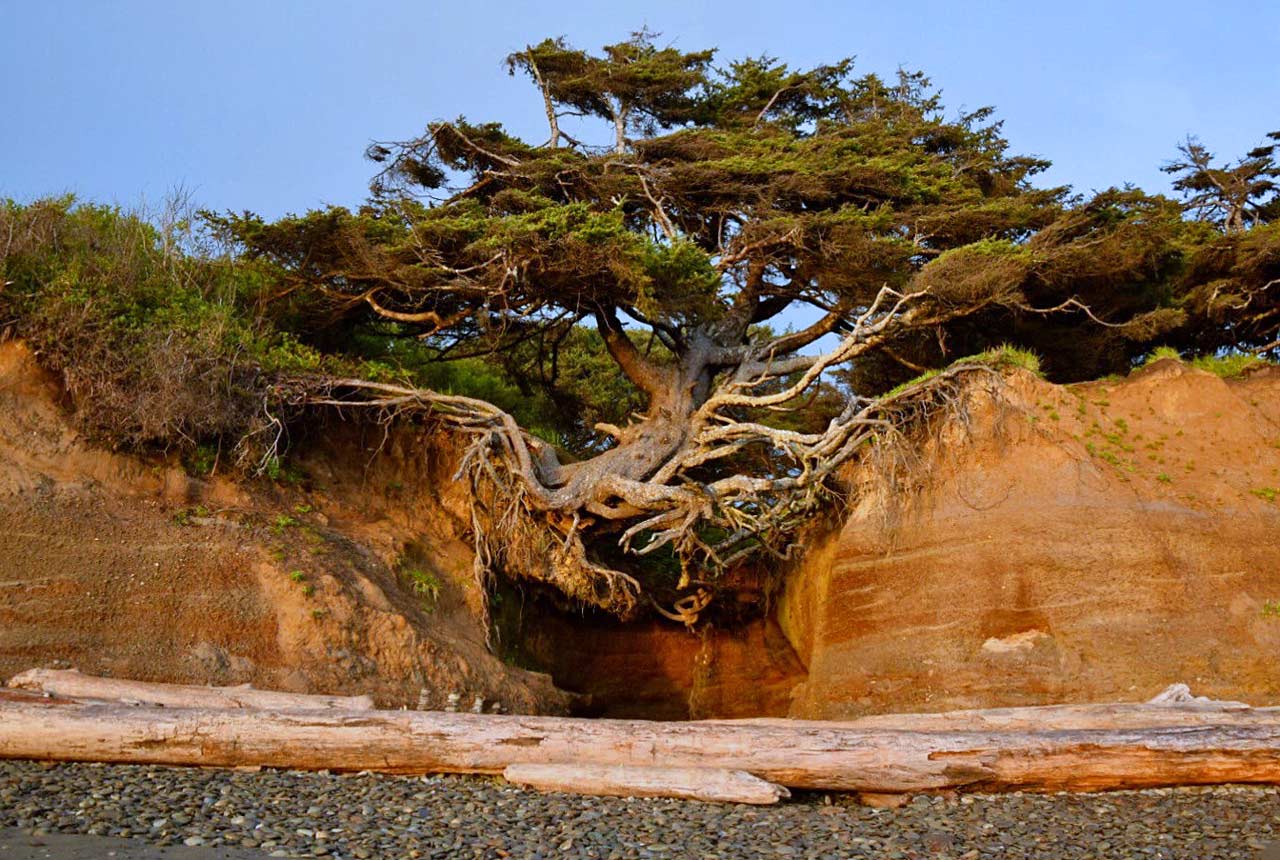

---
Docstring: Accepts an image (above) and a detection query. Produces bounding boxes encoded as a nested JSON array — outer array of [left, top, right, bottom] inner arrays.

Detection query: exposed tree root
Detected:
[[274, 288, 1007, 624]]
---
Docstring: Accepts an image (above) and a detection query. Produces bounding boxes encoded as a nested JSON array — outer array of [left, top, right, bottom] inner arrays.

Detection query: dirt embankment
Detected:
[[781, 359, 1280, 718], [0, 340, 569, 713], [4, 337, 1280, 720]]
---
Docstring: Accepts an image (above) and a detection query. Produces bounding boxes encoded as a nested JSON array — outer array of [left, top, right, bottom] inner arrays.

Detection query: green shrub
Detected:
[[0, 198, 289, 458]]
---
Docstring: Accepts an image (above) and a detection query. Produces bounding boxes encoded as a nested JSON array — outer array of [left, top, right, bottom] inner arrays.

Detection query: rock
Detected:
[[980, 629, 1052, 655]]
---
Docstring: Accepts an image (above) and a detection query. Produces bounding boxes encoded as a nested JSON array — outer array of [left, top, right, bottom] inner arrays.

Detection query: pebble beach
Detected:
[[2, 760, 1278, 859]]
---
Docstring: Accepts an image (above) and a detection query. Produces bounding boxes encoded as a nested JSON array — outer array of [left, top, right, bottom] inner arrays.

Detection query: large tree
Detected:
[[219, 33, 1200, 622]]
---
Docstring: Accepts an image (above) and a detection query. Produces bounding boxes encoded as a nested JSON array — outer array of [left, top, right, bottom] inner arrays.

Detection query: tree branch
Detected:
[[594, 309, 668, 397]]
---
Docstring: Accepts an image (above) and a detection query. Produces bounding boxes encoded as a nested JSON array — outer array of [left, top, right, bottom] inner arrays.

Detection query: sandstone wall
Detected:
[[0, 341, 569, 713], [780, 361, 1280, 718]]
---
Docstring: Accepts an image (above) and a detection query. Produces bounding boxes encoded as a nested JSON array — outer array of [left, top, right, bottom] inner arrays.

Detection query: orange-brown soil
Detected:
[[781, 360, 1280, 718], [5, 337, 1280, 720], [0, 340, 569, 713]]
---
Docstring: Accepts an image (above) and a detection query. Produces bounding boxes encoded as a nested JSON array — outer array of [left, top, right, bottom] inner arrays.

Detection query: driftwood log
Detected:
[[4, 684, 1280, 798], [502, 763, 790, 804], [6, 668, 374, 711]]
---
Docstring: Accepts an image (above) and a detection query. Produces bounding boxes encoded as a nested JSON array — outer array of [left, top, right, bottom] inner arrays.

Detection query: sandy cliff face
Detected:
[[780, 361, 1280, 718], [0, 340, 570, 713], [4, 334, 1279, 720]]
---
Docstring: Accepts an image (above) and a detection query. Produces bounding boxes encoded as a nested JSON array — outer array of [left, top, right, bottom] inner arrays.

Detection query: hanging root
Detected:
[[272, 293, 1013, 628]]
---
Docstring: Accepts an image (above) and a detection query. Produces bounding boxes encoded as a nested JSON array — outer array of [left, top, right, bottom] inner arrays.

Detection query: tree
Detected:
[[1155, 132, 1280, 356], [217, 34, 1188, 623], [1163, 132, 1280, 233]]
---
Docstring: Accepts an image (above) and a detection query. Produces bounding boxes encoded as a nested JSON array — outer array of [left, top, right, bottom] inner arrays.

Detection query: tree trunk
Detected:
[[4, 687, 1280, 795], [6, 669, 374, 711]]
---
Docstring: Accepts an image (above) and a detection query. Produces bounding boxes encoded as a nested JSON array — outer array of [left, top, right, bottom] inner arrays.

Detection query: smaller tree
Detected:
[[505, 30, 714, 154], [1163, 132, 1280, 233]]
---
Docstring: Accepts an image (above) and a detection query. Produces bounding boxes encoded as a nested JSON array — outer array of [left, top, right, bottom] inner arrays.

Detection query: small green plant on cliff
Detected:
[[288, 571, 316, 597], [183, 444, 218, 477], [1252, 487, 1279, 503], [1263, 600, 1280, 619], [271, 514, 298, 534], [404, 568, 442, 610]]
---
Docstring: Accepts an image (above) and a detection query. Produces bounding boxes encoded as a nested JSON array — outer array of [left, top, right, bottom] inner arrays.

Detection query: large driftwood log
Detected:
[[718, 688, 1255, 733], [5, 669, 374, 711], [503, 764, 790, 804], [3, 687, 1280, 794]]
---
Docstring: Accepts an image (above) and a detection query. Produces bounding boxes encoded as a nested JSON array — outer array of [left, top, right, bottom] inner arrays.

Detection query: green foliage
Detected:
[[216, 34, 1280, 404], [1191, 352, 1270, 378], [1263, 600, 1280, 619], [403, 568, 442, 609], [171, 505, 209, 526], [1252, 487, 1279, 503], [271, 514, 299, 534], [1144, 345, 1184, 364], [1162, 132, 1280, 233], [969, 345, 1043, 375], [0, 197, 314, 459], [183, 444, 219, 477]]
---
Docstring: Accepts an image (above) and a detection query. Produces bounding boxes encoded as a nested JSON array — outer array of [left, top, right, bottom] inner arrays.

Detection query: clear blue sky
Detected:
[[3, 0, 1278, 218]]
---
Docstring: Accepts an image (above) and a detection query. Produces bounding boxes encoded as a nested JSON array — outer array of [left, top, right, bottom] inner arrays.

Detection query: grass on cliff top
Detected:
[[1141, 345, 1273, 379], [885, 345, 1042, 398]]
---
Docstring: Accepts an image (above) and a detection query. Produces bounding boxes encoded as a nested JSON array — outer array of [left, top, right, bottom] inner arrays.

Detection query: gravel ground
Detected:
[[2, 760, 1279, 859]]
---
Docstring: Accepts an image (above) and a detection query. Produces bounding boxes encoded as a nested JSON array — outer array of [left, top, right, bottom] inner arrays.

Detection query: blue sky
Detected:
[[2, 0, 1278, 218]]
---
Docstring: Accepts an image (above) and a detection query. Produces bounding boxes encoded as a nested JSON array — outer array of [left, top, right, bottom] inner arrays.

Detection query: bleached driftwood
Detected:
[[717, 684, 1256, 733], [5, 668, 374, 711], [3, 685, 1280, 796], [502, 763, 790, 804]]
